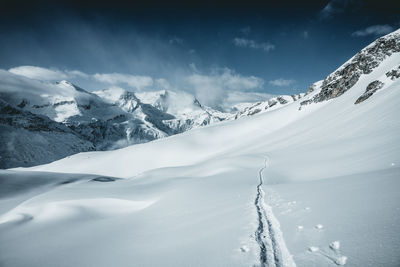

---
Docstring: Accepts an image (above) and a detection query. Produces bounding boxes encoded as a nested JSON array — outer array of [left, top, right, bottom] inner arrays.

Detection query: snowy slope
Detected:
[[1, 29, 400, 267]]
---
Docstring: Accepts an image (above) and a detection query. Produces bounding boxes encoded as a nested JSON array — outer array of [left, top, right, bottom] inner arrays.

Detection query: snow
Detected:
[[330, 241, 340, 250], [1, 32, 400, 266], [314, 224, 324, 230]]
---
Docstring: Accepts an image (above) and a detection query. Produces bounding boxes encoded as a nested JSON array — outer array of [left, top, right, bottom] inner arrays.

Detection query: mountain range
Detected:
[[0, 72, 299, 168]]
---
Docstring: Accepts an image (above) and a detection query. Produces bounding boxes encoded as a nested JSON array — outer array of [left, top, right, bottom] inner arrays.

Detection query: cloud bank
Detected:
[[6, 65, 269, 110], [187, 68, 264, 108], [8, 66, 68, 81], [268, 78, 295, 87], [352, 25, 394, 37]]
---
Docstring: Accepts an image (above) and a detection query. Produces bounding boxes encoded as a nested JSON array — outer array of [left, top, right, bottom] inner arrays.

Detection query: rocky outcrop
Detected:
[[0, 100, 95, 168], [301, 30, 400, 107], [385, 65, 400, 80], [354, 80, 385, 104]]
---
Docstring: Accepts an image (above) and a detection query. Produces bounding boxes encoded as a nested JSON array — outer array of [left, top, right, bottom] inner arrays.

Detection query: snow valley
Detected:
[[0, 26, 400, 267]]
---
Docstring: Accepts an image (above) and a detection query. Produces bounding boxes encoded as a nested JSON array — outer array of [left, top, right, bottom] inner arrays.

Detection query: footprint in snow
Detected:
[[315, 224, 323, 230], [240, 246, 249, 253], [308, 240, 347, 266]]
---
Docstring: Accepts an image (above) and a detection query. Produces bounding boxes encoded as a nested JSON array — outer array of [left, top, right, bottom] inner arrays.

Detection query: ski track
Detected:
[[254, 157, 296, 267]]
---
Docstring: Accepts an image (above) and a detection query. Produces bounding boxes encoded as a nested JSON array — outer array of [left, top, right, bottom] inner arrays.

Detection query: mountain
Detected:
[[0, 99, 95, 168], [2, 29, 399, 267], [300, 29, 400, 106], [1, 72, 285, 168]]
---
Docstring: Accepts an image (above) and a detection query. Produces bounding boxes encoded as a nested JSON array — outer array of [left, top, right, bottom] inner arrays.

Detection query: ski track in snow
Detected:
[[254, 157, 296, 267]]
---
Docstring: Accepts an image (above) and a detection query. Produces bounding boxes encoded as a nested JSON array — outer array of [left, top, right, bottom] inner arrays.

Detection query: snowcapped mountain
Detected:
[[0, 99, 95, 168], [0, 72, 281, 168], [300, 29, 400, 107], [233, 94, 304, 119], [2, 29, 399, 267]]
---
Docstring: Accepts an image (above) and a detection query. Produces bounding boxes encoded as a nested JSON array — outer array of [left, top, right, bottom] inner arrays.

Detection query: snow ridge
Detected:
[[254, 158, 296, 267]]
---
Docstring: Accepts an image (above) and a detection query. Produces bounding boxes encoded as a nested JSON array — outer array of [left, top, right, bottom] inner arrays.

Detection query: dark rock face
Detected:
[[0, 100, 95, 169], [277, 96, 288, 105], [301, 31, 400, 107], [355, 80, 385, 104], [268, 99, 277, 107], [386, 65, 400, 80]]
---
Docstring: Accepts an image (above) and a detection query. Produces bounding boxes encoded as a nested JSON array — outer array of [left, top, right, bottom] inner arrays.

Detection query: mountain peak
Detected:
[[300, 28, 400, 107]]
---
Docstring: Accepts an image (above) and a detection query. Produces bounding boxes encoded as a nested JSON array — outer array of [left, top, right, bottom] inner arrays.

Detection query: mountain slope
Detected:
[[0, 99, 95, 168]]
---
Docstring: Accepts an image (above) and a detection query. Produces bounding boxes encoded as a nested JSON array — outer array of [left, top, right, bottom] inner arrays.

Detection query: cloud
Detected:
[[302, 31, 309, 39], [5, 65, 268, 111], [319, 0, 357, 20], [155, 78, 171, 89], [187, 68, 264, 109], [8, 66, 68, 80], [352, 25, 394, 37], [67, 70, 89, 78], [269, 78, 295, 87], [233, 38, 275, 52], [225, 91, 274, 109], [93, 73, 153, 90]]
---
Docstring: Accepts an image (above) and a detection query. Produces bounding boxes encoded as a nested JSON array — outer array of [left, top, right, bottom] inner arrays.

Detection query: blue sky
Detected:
[[0, 0, 399, 108]]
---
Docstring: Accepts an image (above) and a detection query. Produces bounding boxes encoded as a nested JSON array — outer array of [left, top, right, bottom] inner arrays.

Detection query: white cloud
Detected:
[[269, 78, 295, 87], [225, 91, 274, 109], [67, 70, 89, 78], [5, 65, 270, 111], [8, 66, 68, 81], [93, 73, 153, 90], [187, 68, 264, 108], [155, 78, 171, 89], [303, 31, 309, 39], [352, 25, 394, 37], [233, 38, 275, 52]]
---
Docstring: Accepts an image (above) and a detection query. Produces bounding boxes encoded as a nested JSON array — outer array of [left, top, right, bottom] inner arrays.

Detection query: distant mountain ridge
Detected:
[[0, 73, 284, 168]]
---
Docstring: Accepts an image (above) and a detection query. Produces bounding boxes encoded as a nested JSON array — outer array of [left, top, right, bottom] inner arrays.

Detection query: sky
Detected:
[[1, 0, 399, 109]]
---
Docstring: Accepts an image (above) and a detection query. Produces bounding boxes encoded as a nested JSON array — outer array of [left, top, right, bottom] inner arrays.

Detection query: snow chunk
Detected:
[[315, 224, 324, 230], [335, 256, 348, 265], [330, 241, 340, 250]]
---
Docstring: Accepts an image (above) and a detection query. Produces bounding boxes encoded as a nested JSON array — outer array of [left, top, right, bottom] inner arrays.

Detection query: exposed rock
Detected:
[[385, 65, 400, 80], [268, 99, 278, 107], [301, 30, 400, 107], [277, 96, 288, 105], [355, 80, 384, 104]]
